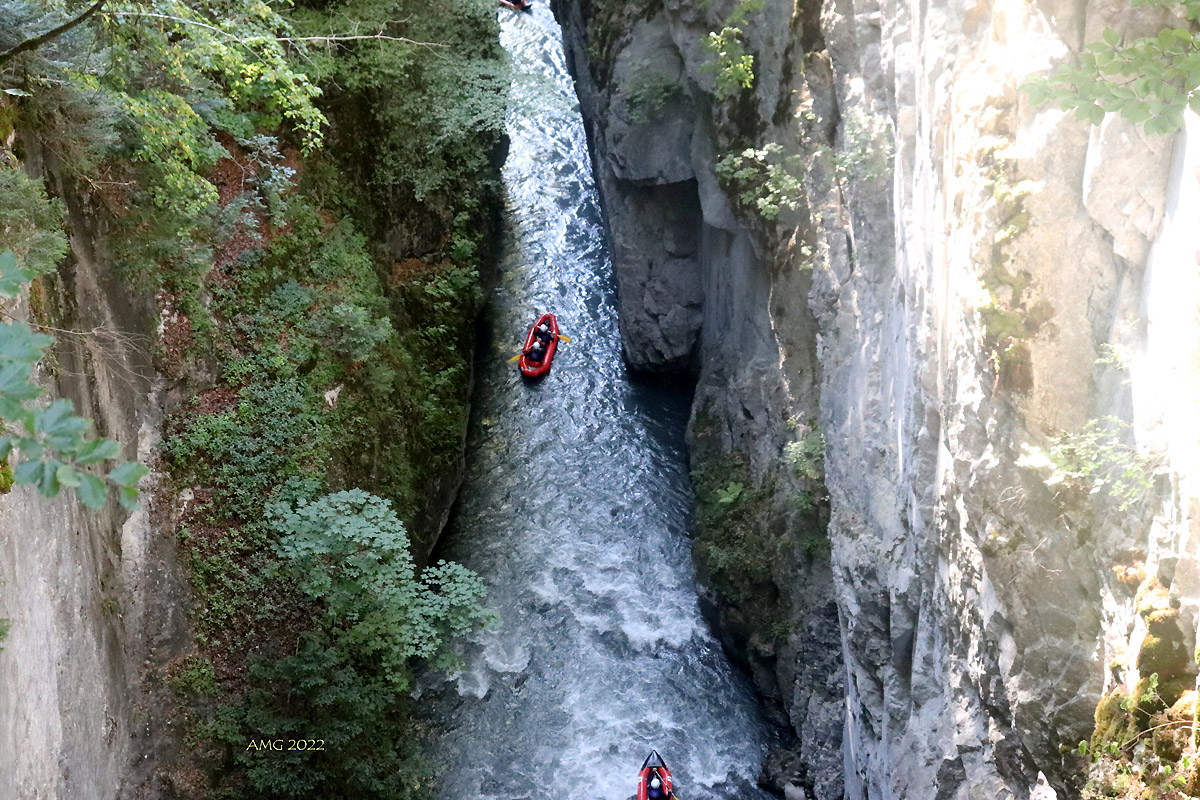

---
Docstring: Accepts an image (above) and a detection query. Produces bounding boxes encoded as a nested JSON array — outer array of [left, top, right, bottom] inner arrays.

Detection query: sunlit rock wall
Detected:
[[554, 0, 1200, 796]]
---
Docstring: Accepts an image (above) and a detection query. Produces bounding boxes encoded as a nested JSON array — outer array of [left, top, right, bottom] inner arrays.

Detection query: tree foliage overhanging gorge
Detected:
[[1, 0, 508, 795]]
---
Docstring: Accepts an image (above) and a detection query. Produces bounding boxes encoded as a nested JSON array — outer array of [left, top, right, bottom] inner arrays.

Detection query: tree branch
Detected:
[[0, 0, 108, 67], [104, 11, 446, 50]]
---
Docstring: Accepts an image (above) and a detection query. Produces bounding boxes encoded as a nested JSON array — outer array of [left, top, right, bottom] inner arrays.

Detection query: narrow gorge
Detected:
[[3, 0, 1200, 799], [548, 0, 1200, 797]]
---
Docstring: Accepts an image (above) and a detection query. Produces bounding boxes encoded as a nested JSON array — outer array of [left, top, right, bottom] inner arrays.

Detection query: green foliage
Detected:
[[1141, 672, 1162, 706], [0, 459, 12, 492], [704, 29, 754, 99], [784, 427, 826, 512], [0, 167, 69, 277], [396, 260, 483, 472], [783, 429, 825, 481], [714, 113, 890, 222], [116, 88, 225, 217], [202, 489, 490, 799], [1021, 417, 1156, 511], [0, 617, 8, 648], [5, 1, 501, 794], [321, 302, 394, 363], [798, 532, 830, 558], [168, 380, 329, 522], [218, 636, 435, 800], [692, 460, 774, 590], [1023, 0, 1200, 135], [103, 0, 327, 147], [3, 0, 329, 285], [271, 490, 491, 684], [1082, 669, 1200, 798], [702, 0, 762, 99], [624, 73, 684, 124], [169, 654, 218, 697], [292, 0, 508, 235], [715, 481, 744, 504], [715, 143, 803, 220], [831, 113, 893, 183], [0, 251, 145, 509]]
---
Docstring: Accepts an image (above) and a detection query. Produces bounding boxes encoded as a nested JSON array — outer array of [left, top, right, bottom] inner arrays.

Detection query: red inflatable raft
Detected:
[[637, 750, 675, 800], [499, 0, 532, 11], [518, 313, 559, 378]]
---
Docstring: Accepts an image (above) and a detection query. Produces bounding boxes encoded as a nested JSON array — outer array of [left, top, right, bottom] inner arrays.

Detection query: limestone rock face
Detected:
[[556, 3, 708, 372], [0, 153, 187, 800], [554, 0, 1200, 796], [555, 0, 846, 794]]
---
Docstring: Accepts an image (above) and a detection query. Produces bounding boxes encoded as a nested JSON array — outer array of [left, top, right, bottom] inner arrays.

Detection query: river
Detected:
[[423, 9, 775, 799]]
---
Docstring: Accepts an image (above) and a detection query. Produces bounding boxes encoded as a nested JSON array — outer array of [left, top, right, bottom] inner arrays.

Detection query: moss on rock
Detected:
[[1135, 575, 1193, 682], [1138, 634, 1193, 682], [1091, 689, 1138, 753]]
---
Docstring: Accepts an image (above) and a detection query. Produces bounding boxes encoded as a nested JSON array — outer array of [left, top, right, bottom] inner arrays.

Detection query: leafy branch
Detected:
[[1023, 0, 1200, 134], [0, 0, 108, 66], [1018, 416, 1155, 511], [0, 250, 146, 510], [104, 11, 446, 50], [715, 143, 803, 219], [702, 0, 762, 99]]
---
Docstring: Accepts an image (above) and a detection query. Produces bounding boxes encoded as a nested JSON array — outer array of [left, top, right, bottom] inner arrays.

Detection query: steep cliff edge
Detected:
[[0, 2, 505, 794], [0, 150, 189, 800], [553, 0, 1200, 797]]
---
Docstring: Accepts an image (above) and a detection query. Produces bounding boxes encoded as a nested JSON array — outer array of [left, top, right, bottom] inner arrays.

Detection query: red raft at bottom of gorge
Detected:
[[519, 312, 559, 378]]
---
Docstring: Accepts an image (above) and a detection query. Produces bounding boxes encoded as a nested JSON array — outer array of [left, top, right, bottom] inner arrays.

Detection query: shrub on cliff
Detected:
[[208, 490, 491, 799]]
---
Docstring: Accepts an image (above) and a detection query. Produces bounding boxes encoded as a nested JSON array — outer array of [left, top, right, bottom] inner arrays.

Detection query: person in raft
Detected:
[[534, 322, 554, 346], [525, 339, 545, 363], [647, 775, 679, 800]]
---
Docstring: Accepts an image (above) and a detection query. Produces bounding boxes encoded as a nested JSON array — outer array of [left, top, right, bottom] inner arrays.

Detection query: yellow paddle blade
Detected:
[[557, 334, 572, 343], [507, 353, 522, 364]]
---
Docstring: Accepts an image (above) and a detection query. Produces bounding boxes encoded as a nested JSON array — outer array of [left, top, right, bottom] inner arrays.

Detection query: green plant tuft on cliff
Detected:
[[169, 654, 218, 697], [623, 73, 686, 124], [705, 27, 754, 98], [831, 113, 894, 184], [1020, 417, 1156, 512], [716, 481, 745, 504], [1022, 0, 1200, 135], [702, 0, 762, 99], [784, 428, 825, 481], [715, 143, 803, 220]]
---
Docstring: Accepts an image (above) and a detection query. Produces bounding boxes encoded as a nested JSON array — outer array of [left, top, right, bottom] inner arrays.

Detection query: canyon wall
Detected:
[[552, 0, 1199, 796], [0, 152, 188, 799], [0, 145, 489, 797]]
